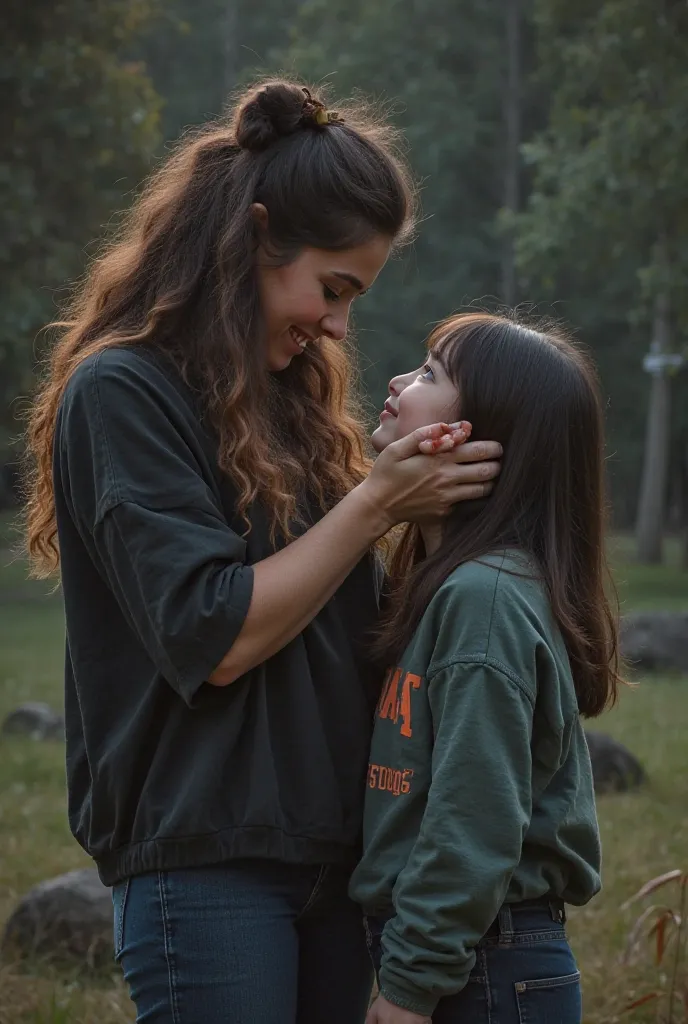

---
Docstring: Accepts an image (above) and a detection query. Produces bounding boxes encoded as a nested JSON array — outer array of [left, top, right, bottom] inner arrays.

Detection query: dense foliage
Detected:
[[3, 0, 687, 536]]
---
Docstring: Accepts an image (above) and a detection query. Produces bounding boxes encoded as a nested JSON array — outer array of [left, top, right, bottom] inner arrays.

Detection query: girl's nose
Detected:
[[389, 369, 416, 396]]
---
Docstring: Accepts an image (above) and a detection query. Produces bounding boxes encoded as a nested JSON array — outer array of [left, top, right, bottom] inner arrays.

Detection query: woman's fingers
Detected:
[[392, 422, 470, 460], [417, 421, 472, 455], [446, 419, 472, 438], [452, 480, 497, 501], [418, 433, 458, 454], [452, 439, 503, 464], [447, 458, 501, 502], [457, 458, 502, 483]]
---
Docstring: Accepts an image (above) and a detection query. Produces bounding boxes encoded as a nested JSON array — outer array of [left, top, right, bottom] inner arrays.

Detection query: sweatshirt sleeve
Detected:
[[57, 350, 254, 705], [378, 661, 534, 1016]]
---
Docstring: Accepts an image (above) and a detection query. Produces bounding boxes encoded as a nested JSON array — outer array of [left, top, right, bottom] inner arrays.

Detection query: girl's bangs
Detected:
[[426, 321, 464, 379]]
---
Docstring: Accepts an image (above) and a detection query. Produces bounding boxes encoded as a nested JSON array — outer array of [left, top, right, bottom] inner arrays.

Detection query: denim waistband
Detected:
[[483, 897, 566, 940]]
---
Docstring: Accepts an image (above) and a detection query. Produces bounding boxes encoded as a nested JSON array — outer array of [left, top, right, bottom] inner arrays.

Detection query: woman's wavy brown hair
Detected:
[[25, 79, 415, 576], [376, 312, 624, 718]]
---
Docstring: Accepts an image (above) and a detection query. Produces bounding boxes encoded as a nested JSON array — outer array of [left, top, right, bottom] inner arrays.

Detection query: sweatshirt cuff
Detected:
[[378, 977, 439, 1017]]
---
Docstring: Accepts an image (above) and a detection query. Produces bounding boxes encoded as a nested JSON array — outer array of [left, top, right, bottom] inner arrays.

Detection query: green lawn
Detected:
[[609, 533, 688, 612], [1, 513, 687, 1023]]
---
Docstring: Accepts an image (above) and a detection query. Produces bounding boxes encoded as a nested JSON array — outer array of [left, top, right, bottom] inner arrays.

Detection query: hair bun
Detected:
[[234, 81, 317, 153]]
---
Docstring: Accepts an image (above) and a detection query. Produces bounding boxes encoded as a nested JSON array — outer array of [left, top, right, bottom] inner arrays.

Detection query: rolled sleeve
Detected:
[[58, 348, 255, 705], [96, 502, 254, 705]]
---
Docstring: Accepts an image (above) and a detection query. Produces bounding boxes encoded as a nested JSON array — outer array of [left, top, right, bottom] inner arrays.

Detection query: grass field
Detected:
[[0, 513, 687, 1023]]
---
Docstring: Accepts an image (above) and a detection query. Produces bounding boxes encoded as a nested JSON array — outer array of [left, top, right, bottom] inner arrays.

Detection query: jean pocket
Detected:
[[111, 877, 130, 960], [515, 970, 581, 1024]]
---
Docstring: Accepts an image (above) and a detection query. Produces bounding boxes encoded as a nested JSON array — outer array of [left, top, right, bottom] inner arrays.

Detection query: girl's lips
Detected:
[[383, 399, 398, 417]]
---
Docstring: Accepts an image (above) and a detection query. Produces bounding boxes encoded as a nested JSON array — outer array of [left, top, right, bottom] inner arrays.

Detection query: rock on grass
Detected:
[[2, 868, 113, 965], [585, 730, 646, 794], [620, 612, 688, 675], [1, 702, 64, 741]]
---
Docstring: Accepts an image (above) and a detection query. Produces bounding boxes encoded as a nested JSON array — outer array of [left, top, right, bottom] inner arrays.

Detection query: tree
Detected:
[[0, 1, 161, 465], [282, 0, 541, 406], [501, 0, 523, 305], [635, 241, 683, 562], [136, 0, 306, 142], [515, 0, 688, 558]]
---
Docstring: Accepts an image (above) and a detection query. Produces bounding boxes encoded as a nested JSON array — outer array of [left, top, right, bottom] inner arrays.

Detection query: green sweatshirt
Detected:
[[349, 550, 601, 1017]]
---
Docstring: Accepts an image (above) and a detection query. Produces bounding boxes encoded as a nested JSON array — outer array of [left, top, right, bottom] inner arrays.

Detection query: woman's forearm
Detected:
[[208, 426, 501, 685], [208, 483, 388, 685]]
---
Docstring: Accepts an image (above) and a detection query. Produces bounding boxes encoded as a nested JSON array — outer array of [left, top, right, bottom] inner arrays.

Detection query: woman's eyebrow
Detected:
[[331, 271, 368, 295]]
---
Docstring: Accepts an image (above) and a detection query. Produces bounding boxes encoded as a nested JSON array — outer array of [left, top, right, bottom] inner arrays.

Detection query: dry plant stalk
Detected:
[[620, 869, 687, 1022]]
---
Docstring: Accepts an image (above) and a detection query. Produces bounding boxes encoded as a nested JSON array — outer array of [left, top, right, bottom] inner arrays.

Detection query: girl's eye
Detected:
[[323, 285, 340, 302], [419, 365, 435, 381]]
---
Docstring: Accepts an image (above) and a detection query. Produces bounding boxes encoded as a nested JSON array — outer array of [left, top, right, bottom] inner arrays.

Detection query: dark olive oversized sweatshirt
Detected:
[[349, 551, 601, 1016]]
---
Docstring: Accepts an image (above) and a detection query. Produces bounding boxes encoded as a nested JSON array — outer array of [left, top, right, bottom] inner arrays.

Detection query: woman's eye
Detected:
[[419, 365, 435, 381], [323, 285, 340, 302]]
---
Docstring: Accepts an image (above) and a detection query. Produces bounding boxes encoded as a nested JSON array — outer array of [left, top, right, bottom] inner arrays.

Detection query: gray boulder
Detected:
[[620, 612, 688, 675], [585, 730, 646, 794], [2, 868, 112, 964], [1, 702, 64, 741]]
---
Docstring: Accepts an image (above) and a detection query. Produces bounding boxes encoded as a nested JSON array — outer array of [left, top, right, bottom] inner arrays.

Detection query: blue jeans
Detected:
[[112, 859, 373, 1023], [367, 902, 581, 1023]]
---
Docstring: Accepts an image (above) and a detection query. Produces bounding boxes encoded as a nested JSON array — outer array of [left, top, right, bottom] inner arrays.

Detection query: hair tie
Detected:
[[302, 88, 343, 128]]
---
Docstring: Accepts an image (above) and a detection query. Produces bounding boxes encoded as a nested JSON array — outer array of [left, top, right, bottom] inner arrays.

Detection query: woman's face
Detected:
[[255, 231, 391, 372], [372, 350, 460, 453]]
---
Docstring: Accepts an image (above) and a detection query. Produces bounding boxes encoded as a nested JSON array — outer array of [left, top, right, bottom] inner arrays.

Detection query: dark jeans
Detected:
[[112, 859, 373, 1024], [367, 902, 581, 1024]]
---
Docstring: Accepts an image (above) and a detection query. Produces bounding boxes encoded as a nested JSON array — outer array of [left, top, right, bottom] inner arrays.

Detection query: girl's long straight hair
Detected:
[[375, 313, 623, 718]]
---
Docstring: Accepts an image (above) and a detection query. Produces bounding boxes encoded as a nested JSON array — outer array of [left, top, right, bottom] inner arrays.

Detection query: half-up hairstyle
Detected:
[[25, 79, 416, 574]]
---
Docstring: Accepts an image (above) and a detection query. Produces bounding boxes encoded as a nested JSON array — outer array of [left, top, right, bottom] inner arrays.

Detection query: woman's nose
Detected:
[[320, 310, 349, 342]]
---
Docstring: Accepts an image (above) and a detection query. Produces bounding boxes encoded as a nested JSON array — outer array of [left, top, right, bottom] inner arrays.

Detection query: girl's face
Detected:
[[372, 350, 460, 453], [255, 232, 391, 372]]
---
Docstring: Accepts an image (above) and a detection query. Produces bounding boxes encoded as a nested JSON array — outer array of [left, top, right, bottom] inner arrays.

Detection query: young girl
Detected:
[[350, 312, 622, 1024], [24, 83, 502, 1023]]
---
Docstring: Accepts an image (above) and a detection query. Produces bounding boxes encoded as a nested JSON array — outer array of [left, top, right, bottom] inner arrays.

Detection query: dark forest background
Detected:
[[3, 0, 687, 561]]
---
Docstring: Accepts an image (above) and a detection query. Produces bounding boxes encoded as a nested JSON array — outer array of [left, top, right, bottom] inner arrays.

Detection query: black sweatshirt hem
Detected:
[[95, 827, 357, 886]]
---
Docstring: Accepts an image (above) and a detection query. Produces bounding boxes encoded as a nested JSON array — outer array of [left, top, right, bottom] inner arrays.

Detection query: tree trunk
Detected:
[[635, 280, 672, 564], [681, 440, 688, 570], [501, 0, 521, 307]]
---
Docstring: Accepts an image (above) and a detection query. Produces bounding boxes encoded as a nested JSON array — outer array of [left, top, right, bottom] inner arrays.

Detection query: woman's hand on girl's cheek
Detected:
[[366, 995, 432, 1024], [417, 420, 472, 455]]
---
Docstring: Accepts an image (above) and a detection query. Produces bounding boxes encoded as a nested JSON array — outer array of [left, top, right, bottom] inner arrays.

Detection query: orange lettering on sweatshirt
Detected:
[[378, 668, 402, 722], [399, 673, 422, 738], [368, 762, 414, 796]]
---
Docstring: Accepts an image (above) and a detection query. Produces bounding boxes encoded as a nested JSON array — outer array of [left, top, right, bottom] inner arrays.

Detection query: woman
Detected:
[[24, 82, 501, 1023], [351, 313, 623, 1024]]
